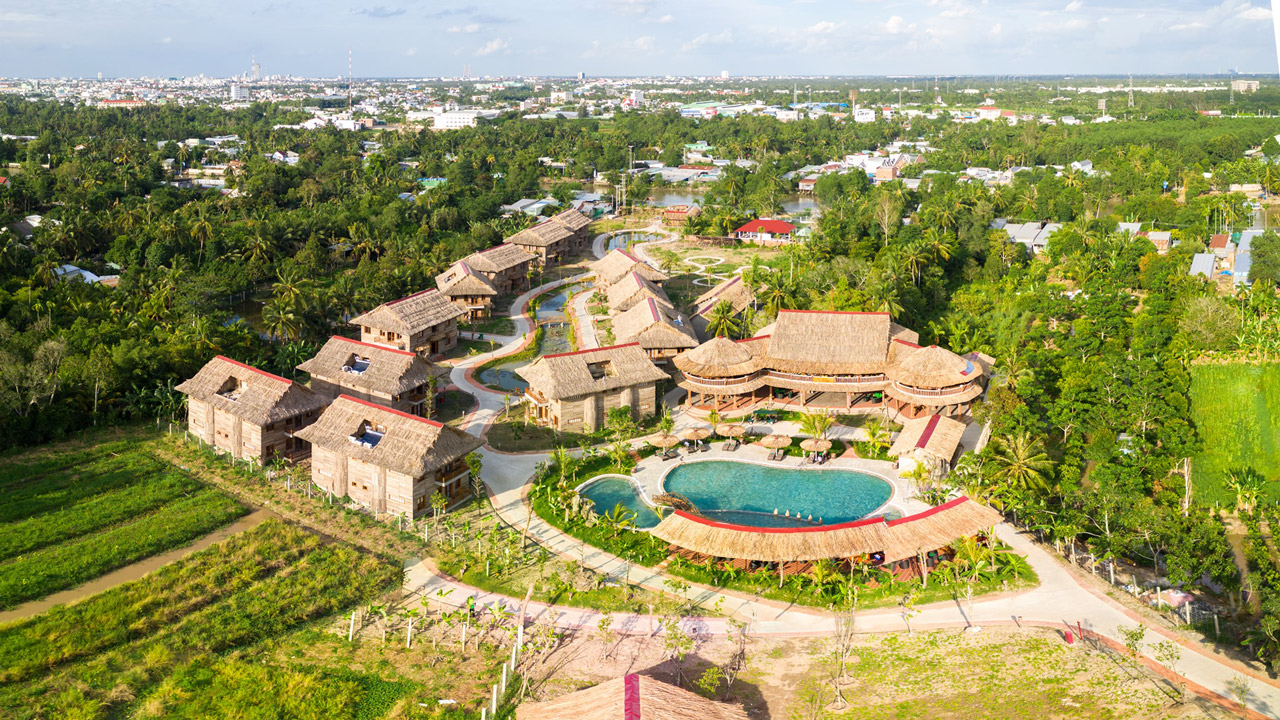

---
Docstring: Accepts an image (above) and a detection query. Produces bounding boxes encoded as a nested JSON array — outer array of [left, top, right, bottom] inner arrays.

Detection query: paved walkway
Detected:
[[423, 249, 1280, 719]]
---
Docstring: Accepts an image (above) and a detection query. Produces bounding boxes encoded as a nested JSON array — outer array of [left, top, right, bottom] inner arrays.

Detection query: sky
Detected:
[[1, 0, 1277, 79]]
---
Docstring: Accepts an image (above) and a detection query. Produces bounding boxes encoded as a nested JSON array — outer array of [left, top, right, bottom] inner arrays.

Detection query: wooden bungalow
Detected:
[[295, 395, 483, 517], [590, 248, 669, 289], [457, 243, 536, 294], [296, 336, 450, 418], [612, 298, 699, 365], [350, 288, 465, 359], [517, 673, 749, 720], [674, 310, 987, 418], [661, 204, 702, 226], [517, 343, 669, 432], [504, 209, 593, 269], [649, 496, 1001, 579], [435, 262, 499, 322], [548, 207, 594, 253], [606, 270, 672, 314], [691, 276, 754, 338], [175, 355, 327, 462], [889, 413, 967, 477]]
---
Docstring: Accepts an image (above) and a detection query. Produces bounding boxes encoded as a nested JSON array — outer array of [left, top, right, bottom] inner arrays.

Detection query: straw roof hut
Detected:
[[613, 298, 698, 353], [350, 289, 464, 337], [518, 343, 669, 401], [294, 395, 481, 479], [607, 271, 673, 314], [297, 336, 449, 408], [649, 497, 1000, 563], [889, 414, 966, 465], [548, 207, 593, 233], [890, 343, 981, 388], [516, 674, 749, 720], [462, 243, 536, 275], [435, 262, 498, 299], [507, 221, 575, 248], [763, 310, 893, 375], [591, 249, 669, 287], [693, 276, 756, 318], [672, 336, 765, 378], [176, 355, 327, 426]]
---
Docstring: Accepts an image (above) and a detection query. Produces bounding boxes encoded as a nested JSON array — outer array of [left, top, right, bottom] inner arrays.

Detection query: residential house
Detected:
[[297, 336, 450, 417], [350, 289, 465, 358], [296, 395, 482, 517], [1189, 253, 1215, 279], [175, 356, 327, 462], [734, 219, 797, 246], [606, 270, 672, 314], [518, 344, 669, 432], [662, 204, 702, 225], [435, 263, 498, 322], [612, 298, 699, 365], [590, 249, 669, 289], [1209, 234, 1234, 259], [503, 209, 593, 268]]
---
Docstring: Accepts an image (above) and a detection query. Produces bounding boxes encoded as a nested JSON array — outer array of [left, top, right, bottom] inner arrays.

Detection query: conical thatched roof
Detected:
[[176, 356, 327, 425], [693, 276, 754, 317], [516, 343, 669, 401], [889, 343, 978, 388], [650, 497, 1001, 563], [293, 395, 481, 478], [672, 336, 765, 378], [350, 289, 464, 336], [889, 414, 967, 464], [613, 298, 698, 351], [436, 262, 498, 298], [762, 310, 891, 375], [607, 271, 672, 314], [591, 249, 669, 287], [296, 336, 449, 396], [463, 243, 536, 274], [516, 673, 750, 720]]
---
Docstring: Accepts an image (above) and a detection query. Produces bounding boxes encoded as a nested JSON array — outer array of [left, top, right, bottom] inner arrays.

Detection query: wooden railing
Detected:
[[890, 382, 974, 398]]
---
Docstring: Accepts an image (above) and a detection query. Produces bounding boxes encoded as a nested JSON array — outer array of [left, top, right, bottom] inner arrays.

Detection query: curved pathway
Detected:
[[417, 246, 1280, 719]]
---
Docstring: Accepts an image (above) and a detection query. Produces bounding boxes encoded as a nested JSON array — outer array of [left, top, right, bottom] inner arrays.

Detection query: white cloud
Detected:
[[626, 35, 657, 52], [160, 36, 172, 44], [475, 38, 508, 56], [990, 22, 1001, 34], [1169, 20, 1206, 30], [405, 47, 417, 56], [612, 0, 655, 15], [682, 29, 733, 51], [654, 14, 674, 23], [806, 20, 845, 34], [448, 23, 480, 33], [879, 15, 916, 34], [1064, 0, 1082, 11], [1237, 5, 1271, 20]]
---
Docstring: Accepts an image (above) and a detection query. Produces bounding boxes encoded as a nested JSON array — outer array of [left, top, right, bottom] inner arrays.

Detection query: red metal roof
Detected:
[[734, 219, 796, 235]]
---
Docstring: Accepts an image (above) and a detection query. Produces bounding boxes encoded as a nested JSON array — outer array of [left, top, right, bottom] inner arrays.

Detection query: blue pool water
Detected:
[[579, 478, 662, 529], [663, 461, 893, 528]]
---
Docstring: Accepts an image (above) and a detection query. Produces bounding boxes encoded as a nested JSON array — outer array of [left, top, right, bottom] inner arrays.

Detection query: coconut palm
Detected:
[[798, 411, 834, 440], [705, 299, 740, 338], [260, 300, 303, 342], [989, 432, 1052, 493]]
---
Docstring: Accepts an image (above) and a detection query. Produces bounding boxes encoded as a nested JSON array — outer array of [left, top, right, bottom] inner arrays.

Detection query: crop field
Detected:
[[1190, 362, 1280, 507], [0, 441, 247, 609], [0, 520, 404, 719]]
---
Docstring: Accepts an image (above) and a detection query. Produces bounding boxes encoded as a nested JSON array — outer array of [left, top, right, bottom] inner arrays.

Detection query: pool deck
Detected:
[[627, 443, 922, 518]]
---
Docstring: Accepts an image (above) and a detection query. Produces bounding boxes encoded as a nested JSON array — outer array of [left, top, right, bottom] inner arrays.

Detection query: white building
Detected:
[[435, 110, 491, 130], [229, 84, 250, 101]]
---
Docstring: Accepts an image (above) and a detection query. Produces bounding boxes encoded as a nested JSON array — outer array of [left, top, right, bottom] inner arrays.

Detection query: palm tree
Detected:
[[707, 409, 722, 435], [798, 411, 834, 441], [260, 300, 303, 342], [993, 348, 1035, 391], [705, 300, 740, 338], [989, 432, 1052, 493]]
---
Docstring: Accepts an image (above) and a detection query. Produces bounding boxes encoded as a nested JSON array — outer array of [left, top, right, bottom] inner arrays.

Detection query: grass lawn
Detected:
[[464, 315, 516, 336], [441, 338, 501, 363], [436, 390, 477, 428], [1190, 362, 1280, 506], [484, 408, 600, 453]]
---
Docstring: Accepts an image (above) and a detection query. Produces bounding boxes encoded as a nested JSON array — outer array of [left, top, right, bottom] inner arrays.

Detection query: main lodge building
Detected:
[[673, 310, 991, 420]]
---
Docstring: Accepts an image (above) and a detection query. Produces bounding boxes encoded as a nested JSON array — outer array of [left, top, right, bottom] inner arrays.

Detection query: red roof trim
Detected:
[[915, 414, 941, 450], [736, 335, 770, 343], [215, 355, 292, 385], [329, 335, 417, 357], [646, 297, 660, 323], [336, 394, 444, 427], [542, 342, 641, 359], [619, 249, 640, 262], [780, 309, 889, 317], [892, 338, 922, 349], [387, 288, 438, 306], [885, 496, 969, 527], [672, 509, 886, 534]]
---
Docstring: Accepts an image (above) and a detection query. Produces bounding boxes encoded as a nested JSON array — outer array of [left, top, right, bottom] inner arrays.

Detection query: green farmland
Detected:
[[1190, 362, 1280, 507]]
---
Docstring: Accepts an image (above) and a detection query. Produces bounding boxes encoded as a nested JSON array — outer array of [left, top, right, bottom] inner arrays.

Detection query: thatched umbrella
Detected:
[[648, 433, 680, 449], [757, 434, 792, 449], [716, 423, 746, 438], [679, 427, 712, 442], [799, 437, 832, 453]]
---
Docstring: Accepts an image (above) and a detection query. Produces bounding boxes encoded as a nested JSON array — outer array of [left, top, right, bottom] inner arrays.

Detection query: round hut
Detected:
[[885, 343, 986, 420]]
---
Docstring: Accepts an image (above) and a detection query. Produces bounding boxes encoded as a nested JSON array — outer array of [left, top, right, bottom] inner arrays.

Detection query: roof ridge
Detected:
[[215, 355, 292, 385], [336, 394, 444, 428], [329, 335, 418, 357], [542, 341, 641, 359], [780, 309, 888, 316], [387, 288, 437, 306]]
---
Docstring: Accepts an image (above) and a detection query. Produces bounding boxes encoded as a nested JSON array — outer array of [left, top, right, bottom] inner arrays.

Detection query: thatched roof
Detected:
[[889, 321, 920, 345], [591, 249, 669, 287], [693, 276, 754, 317], [650, 497, 1001, 563], [436, 262, 498, 298], [297, 336, 449, 396], [549, 207, 592, 232], [176, 356, 327, 425], [517, 343, 669, 401], [613, 298, 699, 351], [293, 395, 481, 478], [607, 271, 672, 313], [764, 310, 892, 375], [889, 343, 980, 388], [517, 674, 749, 720], [672, 336, 767, 378], [506, 220, 574, 248], [463, 243, 536, 274], [350, 289, 464, 335], [889, 414, 967, 464]]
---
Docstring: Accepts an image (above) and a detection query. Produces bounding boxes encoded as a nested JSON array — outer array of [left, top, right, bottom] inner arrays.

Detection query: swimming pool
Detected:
[[578, 477, 662, 529], [662, 460, 894, 528]]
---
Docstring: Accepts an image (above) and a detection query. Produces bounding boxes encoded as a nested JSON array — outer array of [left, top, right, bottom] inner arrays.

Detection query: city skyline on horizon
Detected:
[[3, 0, 1278, 80]]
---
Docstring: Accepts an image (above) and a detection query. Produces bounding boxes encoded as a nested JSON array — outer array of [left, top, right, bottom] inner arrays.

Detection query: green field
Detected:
[[1190, 362, 1280, 506], [0, 442, 247, 609]]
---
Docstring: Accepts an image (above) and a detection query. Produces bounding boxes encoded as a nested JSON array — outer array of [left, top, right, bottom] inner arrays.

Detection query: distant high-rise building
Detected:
[[1231, 80, 1260, 93], [577, 71, 586, 80], [97, 72, 103, 80], [720, 70, 729, 79], [251, 57, 262, 82], [230, 84, 250, 101]]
